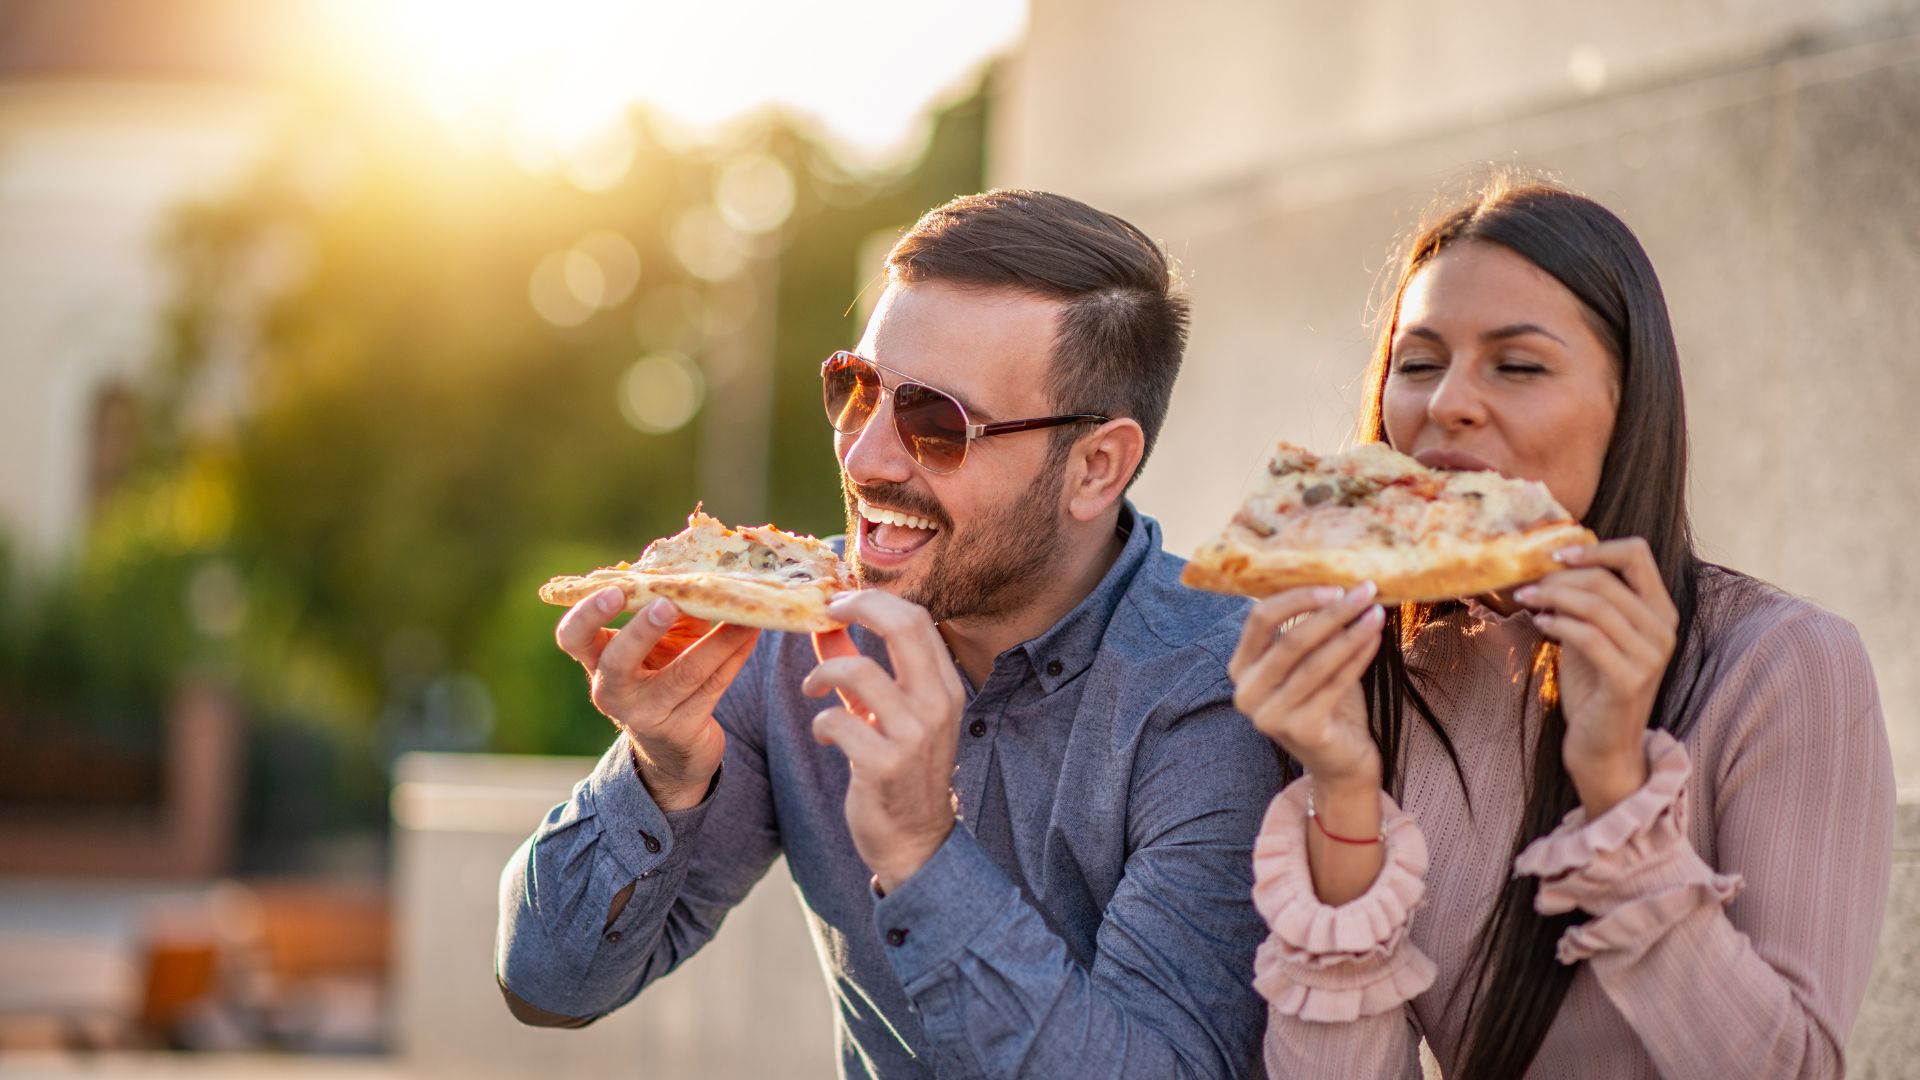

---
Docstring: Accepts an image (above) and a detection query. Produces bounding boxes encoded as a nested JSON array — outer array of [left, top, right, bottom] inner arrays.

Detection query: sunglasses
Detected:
[[821, 351, 1109, 474]]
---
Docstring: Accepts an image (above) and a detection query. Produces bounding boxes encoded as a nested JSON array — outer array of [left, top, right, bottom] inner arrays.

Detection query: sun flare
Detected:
[[317, 0, 1026, 173]]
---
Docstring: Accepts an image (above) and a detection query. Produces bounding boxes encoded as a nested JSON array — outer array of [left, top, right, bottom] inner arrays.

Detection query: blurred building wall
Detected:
[[991, 3, 1920, 1071], [0, 1, 281, 567], [993, 0, 1920, 791]]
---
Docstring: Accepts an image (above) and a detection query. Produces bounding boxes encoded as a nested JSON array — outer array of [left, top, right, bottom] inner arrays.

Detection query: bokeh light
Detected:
[[715, 153, 797, 235], [619, 353, 706, 434], [670, 206, 751, 283]]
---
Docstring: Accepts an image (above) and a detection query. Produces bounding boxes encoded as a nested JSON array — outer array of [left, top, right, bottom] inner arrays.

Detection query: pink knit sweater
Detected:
[[1253, 567, 1894, 1078]]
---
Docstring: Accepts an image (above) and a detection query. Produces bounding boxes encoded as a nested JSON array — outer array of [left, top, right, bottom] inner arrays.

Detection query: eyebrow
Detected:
[[1401, 323, 1568, 347]]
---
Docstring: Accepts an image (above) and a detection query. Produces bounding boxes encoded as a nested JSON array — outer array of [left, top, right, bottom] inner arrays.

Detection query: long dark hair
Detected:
[[1358, 175, 1703, 1078]]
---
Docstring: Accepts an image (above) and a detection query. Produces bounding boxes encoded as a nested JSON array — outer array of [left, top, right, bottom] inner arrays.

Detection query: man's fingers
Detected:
[[651, 622, 760, 698], [804, 656, 914, 731], [826, 590, 964, 703], [1229, 586, 1346, 680], [659, 626, 762, 730], [811, 706, 894, 765], [599, 598, 687, 675], [811, 628, 870, 713], [556, 587, 629, 669]]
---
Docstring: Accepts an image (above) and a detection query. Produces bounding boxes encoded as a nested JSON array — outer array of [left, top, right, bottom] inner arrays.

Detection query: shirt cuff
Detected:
[[871, 824, 1019, 991], [1250, 777, 1437, 1022], [1513, 729, 1742, 963], [583, 736, 720, 879]]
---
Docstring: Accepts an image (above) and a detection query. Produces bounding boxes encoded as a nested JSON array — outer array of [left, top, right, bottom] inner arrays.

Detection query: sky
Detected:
[[317, 0, 1029, 172]]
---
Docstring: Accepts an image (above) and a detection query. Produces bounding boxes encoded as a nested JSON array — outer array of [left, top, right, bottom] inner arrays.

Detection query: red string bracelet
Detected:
[[1306, 786, 1385, 845]]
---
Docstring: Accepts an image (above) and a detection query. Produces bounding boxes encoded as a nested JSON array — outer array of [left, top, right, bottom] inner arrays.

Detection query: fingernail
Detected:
[[1534, 612, 1555, 628], [647, 598, 677, 626], [1552, 547, 1582, 563], [1314, 587, 1343, 604], [596, 589, 623, 614], [1351, 581, 1378, 602], [1365, 604, 1385, 624], [1514, 586, 1539, 604]]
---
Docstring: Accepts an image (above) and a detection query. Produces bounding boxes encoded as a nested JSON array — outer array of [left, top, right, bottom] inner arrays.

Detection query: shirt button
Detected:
[[968, 719, 987, 738], [640, 830, 661, 854], [1045, 659, 1063, 677], [604, 930, 623, 944], [885, 928, 909, 947]]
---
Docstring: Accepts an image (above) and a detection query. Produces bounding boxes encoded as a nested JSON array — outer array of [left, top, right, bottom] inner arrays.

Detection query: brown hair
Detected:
[[886, 189, 1190, 478], [1360, 175, 1703, 1078]]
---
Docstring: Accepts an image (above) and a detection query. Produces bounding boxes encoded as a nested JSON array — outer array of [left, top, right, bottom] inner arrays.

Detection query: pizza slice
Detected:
[[539, 505, 855, 633], [1182, 441, 1597, 605]]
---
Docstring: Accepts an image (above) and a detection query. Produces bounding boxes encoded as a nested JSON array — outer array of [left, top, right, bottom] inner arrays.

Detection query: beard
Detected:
[[842, 454, 1069, 624]]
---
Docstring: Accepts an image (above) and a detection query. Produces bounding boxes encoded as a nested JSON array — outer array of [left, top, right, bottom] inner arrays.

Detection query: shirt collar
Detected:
[[1013, 501, 1156, 696]]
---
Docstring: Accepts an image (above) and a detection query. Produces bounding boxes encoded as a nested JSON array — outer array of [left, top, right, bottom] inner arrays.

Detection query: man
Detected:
[[496, 190, 1285, 1077]]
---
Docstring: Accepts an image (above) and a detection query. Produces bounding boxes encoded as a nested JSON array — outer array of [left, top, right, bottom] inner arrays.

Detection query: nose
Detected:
[[838, 394, 915, 486], [1425, 364, 1487, 431]]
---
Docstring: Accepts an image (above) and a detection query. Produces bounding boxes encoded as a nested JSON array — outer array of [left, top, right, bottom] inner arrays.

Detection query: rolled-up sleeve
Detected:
[[495, 647, 783, 1023]]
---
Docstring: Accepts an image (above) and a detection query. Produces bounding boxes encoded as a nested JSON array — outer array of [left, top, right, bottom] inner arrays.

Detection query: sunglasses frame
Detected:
[[821, 350, 1110, 474]]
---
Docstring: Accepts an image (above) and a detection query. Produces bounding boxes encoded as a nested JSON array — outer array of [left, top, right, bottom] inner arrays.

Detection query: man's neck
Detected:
[[937, 513, 1129, 687]]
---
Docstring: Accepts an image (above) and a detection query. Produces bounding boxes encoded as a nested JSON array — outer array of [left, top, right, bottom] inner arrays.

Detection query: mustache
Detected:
[[843, 477, 950, 530]]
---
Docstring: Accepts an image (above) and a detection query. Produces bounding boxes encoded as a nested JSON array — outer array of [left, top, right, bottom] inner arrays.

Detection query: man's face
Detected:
[[837, 280, 1073, 623]]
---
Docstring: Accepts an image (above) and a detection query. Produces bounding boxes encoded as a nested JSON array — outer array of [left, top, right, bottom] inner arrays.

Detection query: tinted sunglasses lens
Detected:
[[823, 353, 879, 433], [892, 382, 969, 472]]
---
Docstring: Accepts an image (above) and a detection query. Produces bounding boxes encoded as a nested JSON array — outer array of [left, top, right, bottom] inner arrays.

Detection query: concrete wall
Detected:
[[993, 3, 1920, 1071], [390, 752, 837, 1079], [994, 2, 1920, 795]]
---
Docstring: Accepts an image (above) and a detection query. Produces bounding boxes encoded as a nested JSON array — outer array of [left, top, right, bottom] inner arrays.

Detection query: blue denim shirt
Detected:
[[496, 505, 1287, 1077]]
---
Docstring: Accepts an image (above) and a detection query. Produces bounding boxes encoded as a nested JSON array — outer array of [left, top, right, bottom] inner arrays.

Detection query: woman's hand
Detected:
[[1516, 537, 1679, 817], [1230, 583, 1388, 905], [1228, 582, 1385, 788]]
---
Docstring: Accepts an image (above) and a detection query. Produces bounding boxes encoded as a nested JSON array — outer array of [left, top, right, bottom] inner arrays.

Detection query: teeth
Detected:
[[858, 499, 937, 532]]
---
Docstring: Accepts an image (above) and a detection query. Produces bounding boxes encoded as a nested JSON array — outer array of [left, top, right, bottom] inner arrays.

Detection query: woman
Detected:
[[1230, 177, 1892, 1078]]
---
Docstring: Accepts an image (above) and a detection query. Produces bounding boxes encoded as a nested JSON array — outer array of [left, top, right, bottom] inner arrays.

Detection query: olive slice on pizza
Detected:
[[1182, 441, 1598, 605], [539, 505, 855, 633]]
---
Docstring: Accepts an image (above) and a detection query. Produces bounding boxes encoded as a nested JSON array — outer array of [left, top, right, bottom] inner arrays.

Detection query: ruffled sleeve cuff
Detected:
[[1513, 729, 1743, 964], [1250, 777, 1437, 1022]]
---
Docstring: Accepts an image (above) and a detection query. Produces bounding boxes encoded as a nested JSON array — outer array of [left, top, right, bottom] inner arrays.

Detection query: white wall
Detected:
[[0, 82, 274, 566]]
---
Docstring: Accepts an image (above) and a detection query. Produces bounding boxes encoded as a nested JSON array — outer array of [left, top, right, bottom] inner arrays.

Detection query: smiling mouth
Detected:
[[857, 498, 941, 556]]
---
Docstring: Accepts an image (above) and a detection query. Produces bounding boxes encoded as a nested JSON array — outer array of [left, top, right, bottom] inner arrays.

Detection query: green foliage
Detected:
[[13, 81, 993, 837]]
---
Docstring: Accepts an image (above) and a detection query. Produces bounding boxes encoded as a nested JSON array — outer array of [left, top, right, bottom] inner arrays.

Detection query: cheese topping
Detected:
[[1235, 441, 1574, 549]]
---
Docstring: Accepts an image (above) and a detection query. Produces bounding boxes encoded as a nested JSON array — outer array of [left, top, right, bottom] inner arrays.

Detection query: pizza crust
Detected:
[[538, 506, 853, 633], [538, 571, 844, 633], [1183, 520, 1595, 606]]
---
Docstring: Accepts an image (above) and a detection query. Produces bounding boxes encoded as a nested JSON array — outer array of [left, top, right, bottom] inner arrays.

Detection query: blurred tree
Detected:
[[20, 77, 993, 855]]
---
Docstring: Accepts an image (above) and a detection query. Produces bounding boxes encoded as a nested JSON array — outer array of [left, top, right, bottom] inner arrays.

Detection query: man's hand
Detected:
[[555, 588, 759, 811], [804, 591, 967, 893]]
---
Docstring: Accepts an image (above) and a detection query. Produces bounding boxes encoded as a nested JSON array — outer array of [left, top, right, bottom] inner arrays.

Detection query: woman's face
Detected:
[[1382, 240, 1619, 520]]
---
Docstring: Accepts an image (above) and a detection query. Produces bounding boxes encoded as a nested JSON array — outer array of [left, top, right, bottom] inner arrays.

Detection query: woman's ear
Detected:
[[1066, 418, 1146, 522]]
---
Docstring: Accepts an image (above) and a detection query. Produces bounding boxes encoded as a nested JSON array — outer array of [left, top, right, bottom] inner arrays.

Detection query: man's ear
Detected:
[[1066, 418, 1145, 522]]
